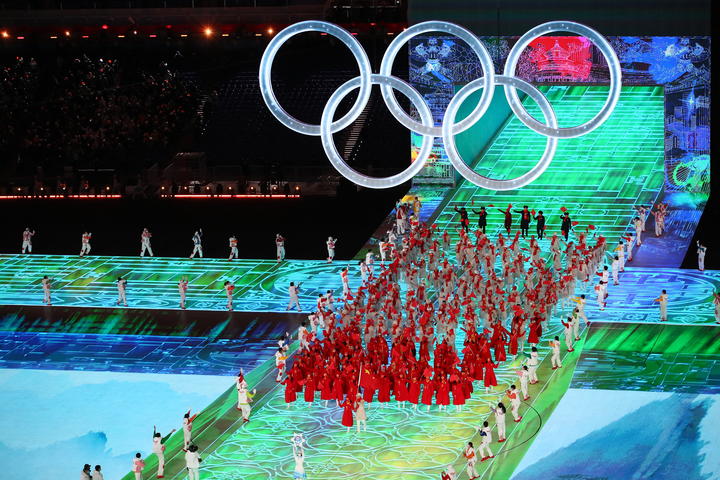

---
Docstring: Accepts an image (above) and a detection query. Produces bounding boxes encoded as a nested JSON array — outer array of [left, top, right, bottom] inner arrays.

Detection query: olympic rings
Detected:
[[259, 21, 372, 136], [259, 20, 622, 190]]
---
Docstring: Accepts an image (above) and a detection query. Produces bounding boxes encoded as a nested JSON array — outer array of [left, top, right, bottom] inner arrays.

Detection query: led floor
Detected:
[[512, 323, 720, 480], [0, 254, 717, 325], [431, 86, 665, 257], [0, 254, 360, 312], [171, 321, 580, 480]]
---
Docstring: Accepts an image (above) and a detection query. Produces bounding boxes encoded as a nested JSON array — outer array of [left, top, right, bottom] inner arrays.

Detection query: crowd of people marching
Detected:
[[278, 198, 613, 478]]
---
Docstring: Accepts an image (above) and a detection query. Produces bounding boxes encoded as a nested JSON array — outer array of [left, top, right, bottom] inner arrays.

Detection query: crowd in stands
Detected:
[[0, 55, 199, 179]]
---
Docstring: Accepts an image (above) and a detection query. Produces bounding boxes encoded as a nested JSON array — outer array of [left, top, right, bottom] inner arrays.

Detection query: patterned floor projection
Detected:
[[0, 254, 360, 312], [428, 86, 665, 256], [0, 253, 717, 324], [176, 324, 578, 480], [513, 323, 720, 480]]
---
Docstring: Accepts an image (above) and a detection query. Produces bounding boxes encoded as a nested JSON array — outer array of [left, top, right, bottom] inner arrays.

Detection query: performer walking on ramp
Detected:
[[152, 425, 176, 478]]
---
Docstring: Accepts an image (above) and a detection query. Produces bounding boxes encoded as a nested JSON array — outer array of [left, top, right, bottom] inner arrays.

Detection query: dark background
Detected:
[[0, 186, 406, 259]]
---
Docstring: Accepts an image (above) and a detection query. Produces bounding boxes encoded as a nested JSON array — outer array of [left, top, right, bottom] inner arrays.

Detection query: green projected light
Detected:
[[0, 254, 358, 312], [434, 85, 664, 249]]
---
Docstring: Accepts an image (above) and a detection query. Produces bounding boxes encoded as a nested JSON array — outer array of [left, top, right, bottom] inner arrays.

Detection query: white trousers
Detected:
[[134, 473, 142, 480], [229, 246, 238, 259], [565, 330, 573, 349], [636, 227, 643, 245], [573, 318, 581, 338], [43, 288, 51, 304], [22, 240, 32, 253], [287, 296, 301, 311], [496, 417, 506, 439], [618, 254, 625, 271], [155, 451, 164, 477], [277, 246, 285, 261], [551, 350, 562, 368], [510, 402, 521, 421], [699, 256, 705, 270], [191, 245, 203, 258], [520, 380, 528, 399], [479, 442, 493, 458], [118, 290, 127, 305], [238, 403, 251, 420], [180, 293, 186, 309], [226, 295, 233, 310], [466, 461, 478, 478], [528, 365, 538, 383], [612, 268, 619, 285], [141, 241, 153, 257], [183, 429, 191, 447], [80, 243, 91, 255], [327, 248, 334, 260], [187, 467, 199, 480], [660, 303, 667, 321]]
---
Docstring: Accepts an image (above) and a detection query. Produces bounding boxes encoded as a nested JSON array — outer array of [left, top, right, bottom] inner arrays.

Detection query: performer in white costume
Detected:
[[178, 277, 189, 309], [152, 425, 175, 478], [80, 232, 92, 256], [21, 227, 35, 253], [276, 234, 286, 262], [326, 236, 337, 263], [184, 444, 202, 480], [117, 277, 128, 306], [654, 289, 669, 321], [41, 275, 51, 305], [228, 235, 238, 260], [140, 228, 153, 257], [190, 229, 203, 258]]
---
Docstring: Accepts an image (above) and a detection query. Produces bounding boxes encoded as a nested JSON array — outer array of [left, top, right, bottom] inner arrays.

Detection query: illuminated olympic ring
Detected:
[[259, 20, 622, 190]]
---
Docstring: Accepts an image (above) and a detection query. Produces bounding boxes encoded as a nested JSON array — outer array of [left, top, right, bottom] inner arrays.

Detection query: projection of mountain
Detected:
[[512, 393, 715, 480], [0, 431, 134, 480]]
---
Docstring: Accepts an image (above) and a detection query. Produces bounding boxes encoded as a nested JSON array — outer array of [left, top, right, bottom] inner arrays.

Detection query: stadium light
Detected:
[[2, 31, 10, 38], [204, 27, 213, 37]]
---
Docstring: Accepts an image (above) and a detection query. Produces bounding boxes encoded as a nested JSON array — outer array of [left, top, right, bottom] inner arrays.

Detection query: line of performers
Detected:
[[16, 228, 340, 263]]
